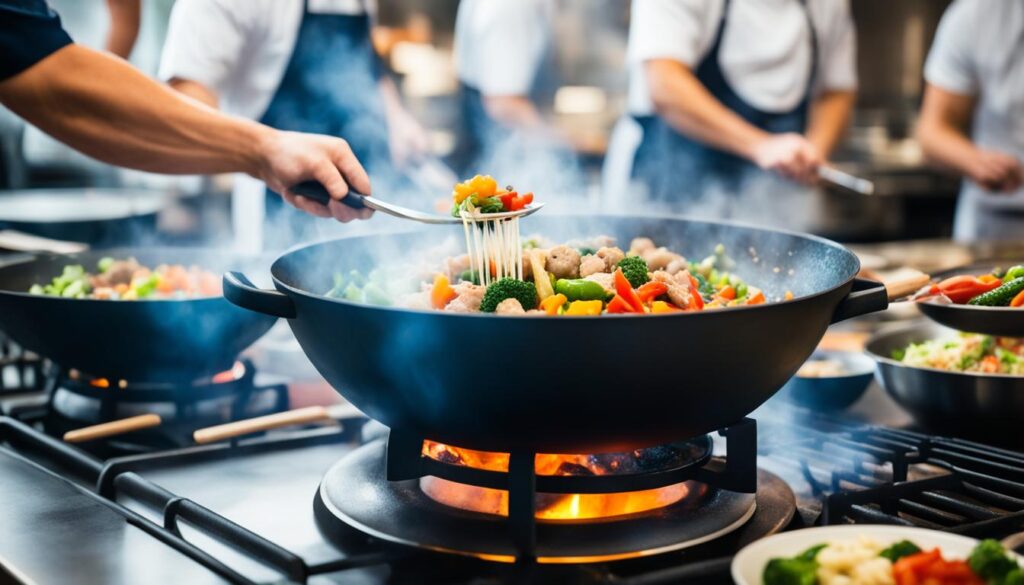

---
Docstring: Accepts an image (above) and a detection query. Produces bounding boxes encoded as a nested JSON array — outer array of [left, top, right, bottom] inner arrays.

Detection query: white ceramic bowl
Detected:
[[732, 525, 1006, 585]]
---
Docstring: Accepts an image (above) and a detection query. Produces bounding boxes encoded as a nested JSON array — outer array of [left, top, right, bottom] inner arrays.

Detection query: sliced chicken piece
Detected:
[[579, 254, 606, 278], [652, 270, 693, 308], [495, 298, 526, 315], [546, 245, 581, 279], [596, 246, 625, 271]]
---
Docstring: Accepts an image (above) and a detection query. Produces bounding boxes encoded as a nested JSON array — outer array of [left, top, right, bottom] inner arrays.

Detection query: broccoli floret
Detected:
[[616, 256, 650, 288], [762, 544, 825, 585], [480, 278, 538, 312], [879, 540, 921, 562], [969, 539, 1017, 581]]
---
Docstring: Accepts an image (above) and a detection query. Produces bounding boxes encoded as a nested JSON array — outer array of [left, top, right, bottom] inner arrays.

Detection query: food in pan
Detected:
[[914, 265, 1024, 307], [328, 235, 781, 315], [29, 258, 221, 300], [892, 332, 1024, 375], [764, 537, 1017, 585]]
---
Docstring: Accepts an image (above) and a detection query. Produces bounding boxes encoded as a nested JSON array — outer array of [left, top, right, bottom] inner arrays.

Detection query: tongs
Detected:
[[291, 181, 544, 226]]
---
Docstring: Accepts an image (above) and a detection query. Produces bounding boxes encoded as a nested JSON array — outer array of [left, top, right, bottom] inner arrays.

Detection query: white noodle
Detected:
[[457, 205, 525, 288]]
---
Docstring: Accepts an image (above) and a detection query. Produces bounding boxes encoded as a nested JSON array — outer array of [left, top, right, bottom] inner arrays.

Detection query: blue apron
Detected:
[[259, 1, 389, 248], [631, 0, 818, 203]]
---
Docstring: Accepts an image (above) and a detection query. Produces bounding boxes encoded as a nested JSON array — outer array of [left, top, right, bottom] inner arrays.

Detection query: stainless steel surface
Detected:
[[818, 166, 875, 195], [0, 450, 225, 584]]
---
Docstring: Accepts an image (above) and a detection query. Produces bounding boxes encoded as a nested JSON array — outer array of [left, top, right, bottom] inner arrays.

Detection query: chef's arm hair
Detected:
[[916, 83, 981, 176], [168, 78, 220, 108], [645, 59, 770, 161], [0, 44, 272, 177], [805, 89, 854, 159], [105, 0, 141, 59]]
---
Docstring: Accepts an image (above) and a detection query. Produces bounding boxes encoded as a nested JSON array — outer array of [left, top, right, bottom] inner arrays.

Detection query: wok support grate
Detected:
[[386, 419, 759, 561]]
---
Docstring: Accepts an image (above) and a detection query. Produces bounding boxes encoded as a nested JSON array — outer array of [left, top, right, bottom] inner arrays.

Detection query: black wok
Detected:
[[0, 248, 276, 382], [867, 321, 1024, 445], [916, 262, 1024, 337], [224, 215, 888, 454]]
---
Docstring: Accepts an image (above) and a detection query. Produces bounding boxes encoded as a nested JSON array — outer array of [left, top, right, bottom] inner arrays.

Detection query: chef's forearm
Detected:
[[0, 44, 270, 177], [916, 84, 980, 177], [645, 59, 768, 161], [806, 90, 855, 159], [104, 0, 141, 59]]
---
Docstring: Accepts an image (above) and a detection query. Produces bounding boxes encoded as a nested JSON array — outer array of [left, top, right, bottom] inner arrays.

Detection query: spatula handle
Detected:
[[289, 181, 367, 209]]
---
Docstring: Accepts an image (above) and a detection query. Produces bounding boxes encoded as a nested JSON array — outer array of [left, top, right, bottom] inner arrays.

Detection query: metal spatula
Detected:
[[290, 181, 544, 226]]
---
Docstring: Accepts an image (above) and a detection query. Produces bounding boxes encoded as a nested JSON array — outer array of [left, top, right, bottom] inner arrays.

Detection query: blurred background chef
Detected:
[[159, 0, 432, 251], [916, 0, 1024, 243], [605, 0, 857, 217], [450, 0, 582, 189]]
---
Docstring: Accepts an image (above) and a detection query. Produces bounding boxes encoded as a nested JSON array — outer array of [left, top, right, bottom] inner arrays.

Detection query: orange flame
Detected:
[[420, 441, 691, 520]]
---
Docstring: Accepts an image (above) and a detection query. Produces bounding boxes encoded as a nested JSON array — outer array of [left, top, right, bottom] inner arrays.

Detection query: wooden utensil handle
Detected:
[[883, 271, 932, 301], [192, 406, 332, 445], [63, 414, 162, 443]]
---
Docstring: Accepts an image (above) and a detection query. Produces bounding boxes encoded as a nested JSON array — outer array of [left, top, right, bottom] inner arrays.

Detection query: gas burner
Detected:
[[315, 419, 796, 563], [25, 359, 290, 455], [0, 332, 48, 397]]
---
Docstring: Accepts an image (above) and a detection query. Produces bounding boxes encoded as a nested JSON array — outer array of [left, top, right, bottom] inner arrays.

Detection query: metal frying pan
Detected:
[[0, 189, 167, 247], [0, 248, 276, 382], [915, 262, 1024, 336]]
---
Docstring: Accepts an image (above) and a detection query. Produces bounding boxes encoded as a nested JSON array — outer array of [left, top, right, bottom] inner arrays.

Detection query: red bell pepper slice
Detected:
[[606, 295, 635, 314], [498, 192, 517, 211], [937, 275, 1002, 304], [613, 268, 645, 312], [686, 274, 704, 310], [636, 281, 668, 303]]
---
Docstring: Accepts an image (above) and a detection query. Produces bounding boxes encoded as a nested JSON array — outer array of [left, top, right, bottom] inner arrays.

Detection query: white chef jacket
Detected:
[[453, 0, 555, 97], [627, 0, 857, 115], [924, 0, 1024, 242], [158, 0, 376, 252], [604, 0, 857, 205]]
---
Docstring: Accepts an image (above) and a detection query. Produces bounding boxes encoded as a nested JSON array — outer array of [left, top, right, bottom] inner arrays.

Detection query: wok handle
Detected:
[[290, 181, 367, 209], [830, 278, 889, 324], [193, 406, 332, 444], [223, 271, 296, 319]]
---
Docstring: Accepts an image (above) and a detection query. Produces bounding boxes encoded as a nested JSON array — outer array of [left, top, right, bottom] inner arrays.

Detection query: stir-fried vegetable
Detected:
[[763, 544, 826, 585], [479, 278, 538, 313], [915, 264, 1024, 307], [880, 540, 922, 562], [555, 278, 608, 302], [764, 536, 1018, 585], [616, 256, 650, 289], [896, 333, 1024, 375], [29, 258, 220, 300], [451, 174, 535, 217]]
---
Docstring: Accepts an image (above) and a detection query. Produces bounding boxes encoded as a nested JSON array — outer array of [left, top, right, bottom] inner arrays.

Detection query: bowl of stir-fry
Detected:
[[867, 322, 1024, 442], [733, 524, 1022, 585]]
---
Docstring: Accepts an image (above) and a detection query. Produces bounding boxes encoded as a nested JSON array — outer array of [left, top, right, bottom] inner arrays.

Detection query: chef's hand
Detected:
[[387, 108, 432, 168], [751, 133, 822, 185], [257, 130, 374, 223], [968, 149, 1024, 193]]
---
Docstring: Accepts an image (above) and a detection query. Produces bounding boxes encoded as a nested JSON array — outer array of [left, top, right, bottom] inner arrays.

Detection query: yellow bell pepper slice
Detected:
[[564, 300, 602, 316]]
